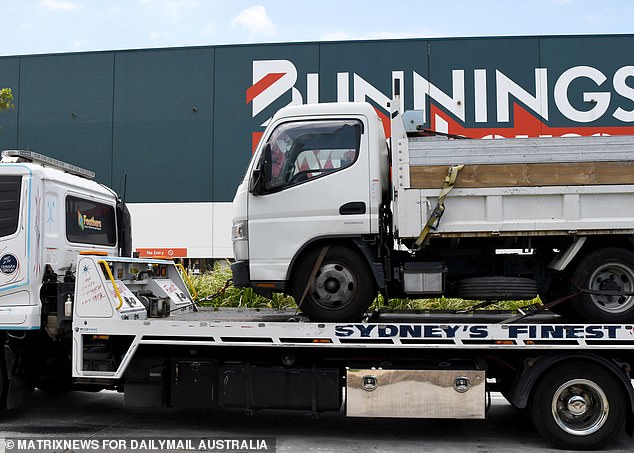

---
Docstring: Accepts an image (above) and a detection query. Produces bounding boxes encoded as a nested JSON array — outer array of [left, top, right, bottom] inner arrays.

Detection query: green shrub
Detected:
[[189, 262, 537, 312], [190, 262, 294, 309]]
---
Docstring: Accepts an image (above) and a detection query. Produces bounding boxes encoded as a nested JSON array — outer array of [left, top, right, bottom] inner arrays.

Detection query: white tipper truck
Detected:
[[2, 149, 634, 450], [231, 83, 634, 324]]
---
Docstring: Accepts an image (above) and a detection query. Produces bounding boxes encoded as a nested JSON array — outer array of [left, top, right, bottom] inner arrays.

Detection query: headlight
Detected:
[[231, 220, 248, 242]]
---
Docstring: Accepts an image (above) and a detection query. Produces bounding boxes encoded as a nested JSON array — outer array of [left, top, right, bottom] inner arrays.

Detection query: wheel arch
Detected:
[[0, 332, 6, 413], [508, 353, 634, 419], [285, 235, 384, 294], [552, 236, 634, 275], [545, 240, 634, 320]]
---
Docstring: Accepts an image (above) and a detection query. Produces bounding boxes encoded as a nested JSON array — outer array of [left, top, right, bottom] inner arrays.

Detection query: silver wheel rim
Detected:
[[588, 262, 634, 313], [312, 263, 355, 310], [551, 379, 609, 436]]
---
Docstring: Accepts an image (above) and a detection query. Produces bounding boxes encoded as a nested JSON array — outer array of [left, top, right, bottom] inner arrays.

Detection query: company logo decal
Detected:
[[0, 253, 18, 275], [77, 210, 103, 231], [335, 324, 623, 340]]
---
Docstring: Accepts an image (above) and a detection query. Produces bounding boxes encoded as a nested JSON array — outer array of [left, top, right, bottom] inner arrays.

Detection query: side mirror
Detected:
[[249, 144, 271, 196], [249, 167, 265, 195]]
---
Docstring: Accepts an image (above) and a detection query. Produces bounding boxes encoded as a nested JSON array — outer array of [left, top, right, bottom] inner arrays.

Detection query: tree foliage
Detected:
[[0, 88, 14, 111]]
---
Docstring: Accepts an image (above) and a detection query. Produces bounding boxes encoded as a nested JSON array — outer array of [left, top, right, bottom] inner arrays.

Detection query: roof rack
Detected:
[[1, 150, 95, 179]]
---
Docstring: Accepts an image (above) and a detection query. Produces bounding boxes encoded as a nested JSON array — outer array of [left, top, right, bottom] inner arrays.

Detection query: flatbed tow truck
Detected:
[[1, 151, 634, 451], [70, 256, 634, 450]]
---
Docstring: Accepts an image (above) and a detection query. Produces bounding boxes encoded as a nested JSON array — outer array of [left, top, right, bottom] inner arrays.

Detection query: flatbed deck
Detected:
[[74, 307, 634, 381], [157, 308, 634, 349], [167, 307, 558, 324]]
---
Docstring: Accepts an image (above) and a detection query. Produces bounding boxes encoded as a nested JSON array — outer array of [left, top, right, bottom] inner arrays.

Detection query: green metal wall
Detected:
[[1, 35, 633, 203]]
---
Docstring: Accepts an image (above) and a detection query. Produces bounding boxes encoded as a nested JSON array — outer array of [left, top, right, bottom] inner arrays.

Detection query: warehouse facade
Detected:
[[0, 35, 633, 258]]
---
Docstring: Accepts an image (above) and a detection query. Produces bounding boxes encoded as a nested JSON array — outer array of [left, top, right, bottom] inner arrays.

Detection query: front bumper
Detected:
[[231, 260, 250, 288], [230, 260, 288, 299]]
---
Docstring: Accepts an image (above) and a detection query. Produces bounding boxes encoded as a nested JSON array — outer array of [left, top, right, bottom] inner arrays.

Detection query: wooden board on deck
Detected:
[[410, 161, 634, 189]]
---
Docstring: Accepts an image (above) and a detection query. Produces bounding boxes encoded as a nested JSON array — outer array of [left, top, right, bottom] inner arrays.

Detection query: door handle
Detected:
[[339, 202, 366, 215]]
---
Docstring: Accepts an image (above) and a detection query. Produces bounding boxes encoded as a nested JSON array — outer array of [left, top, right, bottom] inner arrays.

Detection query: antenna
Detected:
[[118, 173, 130, 258], [122, 173, 128, 207]]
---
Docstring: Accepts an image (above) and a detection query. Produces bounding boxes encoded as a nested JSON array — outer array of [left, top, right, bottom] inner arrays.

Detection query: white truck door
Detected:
[[247, 117, 371, 283], [0, 170, 34, 326]]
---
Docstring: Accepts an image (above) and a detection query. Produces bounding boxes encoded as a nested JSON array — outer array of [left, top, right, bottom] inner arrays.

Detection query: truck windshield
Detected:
[[261, 119, 361, 192]]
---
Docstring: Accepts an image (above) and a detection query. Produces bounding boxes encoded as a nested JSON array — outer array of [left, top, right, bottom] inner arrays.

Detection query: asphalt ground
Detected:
[[0, 390, 633, 453]]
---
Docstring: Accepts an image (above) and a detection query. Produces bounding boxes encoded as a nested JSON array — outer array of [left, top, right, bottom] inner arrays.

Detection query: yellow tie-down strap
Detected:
[[97, 259, 124, 310], [413, 164, 464, 250], [175, 263, 198, 300]]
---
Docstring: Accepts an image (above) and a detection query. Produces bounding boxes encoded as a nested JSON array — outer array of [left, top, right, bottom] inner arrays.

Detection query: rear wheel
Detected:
[[529, 361, 625, 450], [292, 246, 374, 321], [569, 247, 634, 322]]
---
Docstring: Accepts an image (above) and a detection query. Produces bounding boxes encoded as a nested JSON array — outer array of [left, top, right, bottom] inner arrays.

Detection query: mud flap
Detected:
[[4, 337, 34, 410]]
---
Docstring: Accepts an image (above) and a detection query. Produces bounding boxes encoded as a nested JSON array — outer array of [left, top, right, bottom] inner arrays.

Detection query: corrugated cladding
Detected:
[[0, 35, 633, 203]]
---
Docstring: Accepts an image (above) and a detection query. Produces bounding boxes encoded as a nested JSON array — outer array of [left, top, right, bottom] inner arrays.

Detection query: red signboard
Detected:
[[136, 248, 188, 258]]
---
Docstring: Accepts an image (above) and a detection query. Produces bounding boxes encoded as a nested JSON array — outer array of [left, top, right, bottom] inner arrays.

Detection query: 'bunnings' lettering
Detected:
[[249, 60, 634, 138]]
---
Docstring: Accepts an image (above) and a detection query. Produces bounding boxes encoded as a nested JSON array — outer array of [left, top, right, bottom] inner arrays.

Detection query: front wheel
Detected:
[[292, 246, 375, 321], [529, 361, 626, 450], [569, 247, 634, 322], [0, 339, 7, 413]]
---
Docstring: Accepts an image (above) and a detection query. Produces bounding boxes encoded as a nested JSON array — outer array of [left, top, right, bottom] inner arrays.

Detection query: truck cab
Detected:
[[0, 150, 130, 409], [0, 151, 127, 331], [231, 102, 388, 319]]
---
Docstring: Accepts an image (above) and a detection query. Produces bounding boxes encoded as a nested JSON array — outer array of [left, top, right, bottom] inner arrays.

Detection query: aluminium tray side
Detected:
[[395, 136, 634, 239]]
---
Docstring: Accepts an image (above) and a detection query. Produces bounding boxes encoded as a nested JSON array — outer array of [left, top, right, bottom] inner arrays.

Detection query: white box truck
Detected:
[[231, 82, 634, 324]]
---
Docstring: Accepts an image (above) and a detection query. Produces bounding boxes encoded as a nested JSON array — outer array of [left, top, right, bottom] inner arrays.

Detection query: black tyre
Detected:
[[29, 331, 72, 395], [454, 276, 538, 300], [569, 247, 634, 322], [529, 361, 626, 450], [0, 339, 7, 413], [292, 246, 374, 321]]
